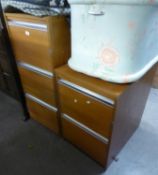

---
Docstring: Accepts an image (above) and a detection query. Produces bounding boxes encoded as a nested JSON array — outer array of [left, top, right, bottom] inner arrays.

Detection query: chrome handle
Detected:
[[3, 72, 10, 77], [8, 20, 47, 31], [18, 62, 53, 78], [26, 93, 57, 112], [88, 11, 105, 16], [62, 114, 109, 144]]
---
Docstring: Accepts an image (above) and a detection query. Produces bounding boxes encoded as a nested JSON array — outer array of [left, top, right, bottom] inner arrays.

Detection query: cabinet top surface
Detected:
[[55, 65, 130, 101], [5, 13, 66, 21]]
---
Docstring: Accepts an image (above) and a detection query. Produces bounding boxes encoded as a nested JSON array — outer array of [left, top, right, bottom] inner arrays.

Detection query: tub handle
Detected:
[[88, 11, 104, 16]]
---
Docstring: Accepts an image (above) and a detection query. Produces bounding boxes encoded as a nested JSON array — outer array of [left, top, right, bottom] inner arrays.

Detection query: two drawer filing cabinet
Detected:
[[55, 65, 156, 167], [5, 13, 70, 133]]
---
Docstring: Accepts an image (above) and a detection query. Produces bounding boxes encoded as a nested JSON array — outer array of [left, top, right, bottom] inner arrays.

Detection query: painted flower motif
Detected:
[[123, 74, 131, 83], [99, 47, 119, 67], [128, 21, 136, 30], [148, 0, 156, 4]]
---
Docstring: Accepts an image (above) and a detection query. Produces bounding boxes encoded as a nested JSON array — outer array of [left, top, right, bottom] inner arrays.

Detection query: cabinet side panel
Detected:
[[107, 65, 157, 167]]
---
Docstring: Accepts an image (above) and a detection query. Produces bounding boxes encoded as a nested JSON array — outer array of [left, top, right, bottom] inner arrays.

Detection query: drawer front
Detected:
[[7, 21, 52, 71], [26, 94, 59, 134], [58, 82, 114, 138], [62, 115, 108, 166], [18, 65, 56, 107]]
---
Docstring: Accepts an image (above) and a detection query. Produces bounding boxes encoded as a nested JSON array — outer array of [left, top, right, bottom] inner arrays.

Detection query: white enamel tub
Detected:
[[68, 0, 158, 83]]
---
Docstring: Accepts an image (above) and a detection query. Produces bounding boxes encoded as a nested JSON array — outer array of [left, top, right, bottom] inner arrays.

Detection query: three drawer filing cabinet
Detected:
[[5, 13, 70, 133], [55, 65, 156, 167]]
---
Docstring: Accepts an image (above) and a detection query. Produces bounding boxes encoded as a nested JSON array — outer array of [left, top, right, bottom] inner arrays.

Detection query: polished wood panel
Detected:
[[18, 66, 56, 106], [107, 65, 157, 167], [26, 97, 59, 134], [7, 25, 52, 71], [62, 117, 108, 166], [5, 13, 70, 72], [55, 65, 129, 102], [59, 84, 114, 138]]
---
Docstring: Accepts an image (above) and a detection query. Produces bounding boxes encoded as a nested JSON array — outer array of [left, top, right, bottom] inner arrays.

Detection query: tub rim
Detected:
[[68, 0, 158, 5]]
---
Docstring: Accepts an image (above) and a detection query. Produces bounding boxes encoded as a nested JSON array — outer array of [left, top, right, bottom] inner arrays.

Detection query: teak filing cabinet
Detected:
[[5, 13, 70, 133], [55, 65, 156, 168], [4, 12, 157, 168]]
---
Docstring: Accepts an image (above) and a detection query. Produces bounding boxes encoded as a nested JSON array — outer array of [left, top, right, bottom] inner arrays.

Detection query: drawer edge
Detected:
[[18, 62, 53, 78], [8, 20, 47, 31], [26, 93, 57, 112]]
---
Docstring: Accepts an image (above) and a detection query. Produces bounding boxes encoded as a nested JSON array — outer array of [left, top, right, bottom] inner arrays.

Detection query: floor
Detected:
[[0, 89, 157, 175]]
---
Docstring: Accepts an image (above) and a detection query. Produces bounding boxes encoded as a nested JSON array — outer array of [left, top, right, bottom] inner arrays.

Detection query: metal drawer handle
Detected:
[[62, 114, 109, 144], [8, 20, 47, 31], [18, 62, 53, 78], [3, 72, 10, 76], [26, 93, 57, 112]]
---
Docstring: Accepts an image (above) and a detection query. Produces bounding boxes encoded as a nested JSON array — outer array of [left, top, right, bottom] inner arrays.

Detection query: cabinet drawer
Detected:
[[7, 20, 52, 71], [26, 94, 59, 134], [18, 64, 56, 107], [58, 81, 114, 138], [61, 115, 108, 166]]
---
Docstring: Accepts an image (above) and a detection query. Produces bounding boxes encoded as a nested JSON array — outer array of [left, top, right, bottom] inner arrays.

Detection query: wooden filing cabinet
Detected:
[[55, 65, 156, 167], [5, 13, 70, 133]]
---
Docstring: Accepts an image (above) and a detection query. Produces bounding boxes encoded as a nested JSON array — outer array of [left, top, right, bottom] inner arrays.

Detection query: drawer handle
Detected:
[[25, 30, 30, 36], [26, 93, 57, 112], [8, 20, 47, 31], [18, 62, 54, 78], [88, 11, 104, 16], [88, 5, 105, 16], [62, 114, 109, 144]]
